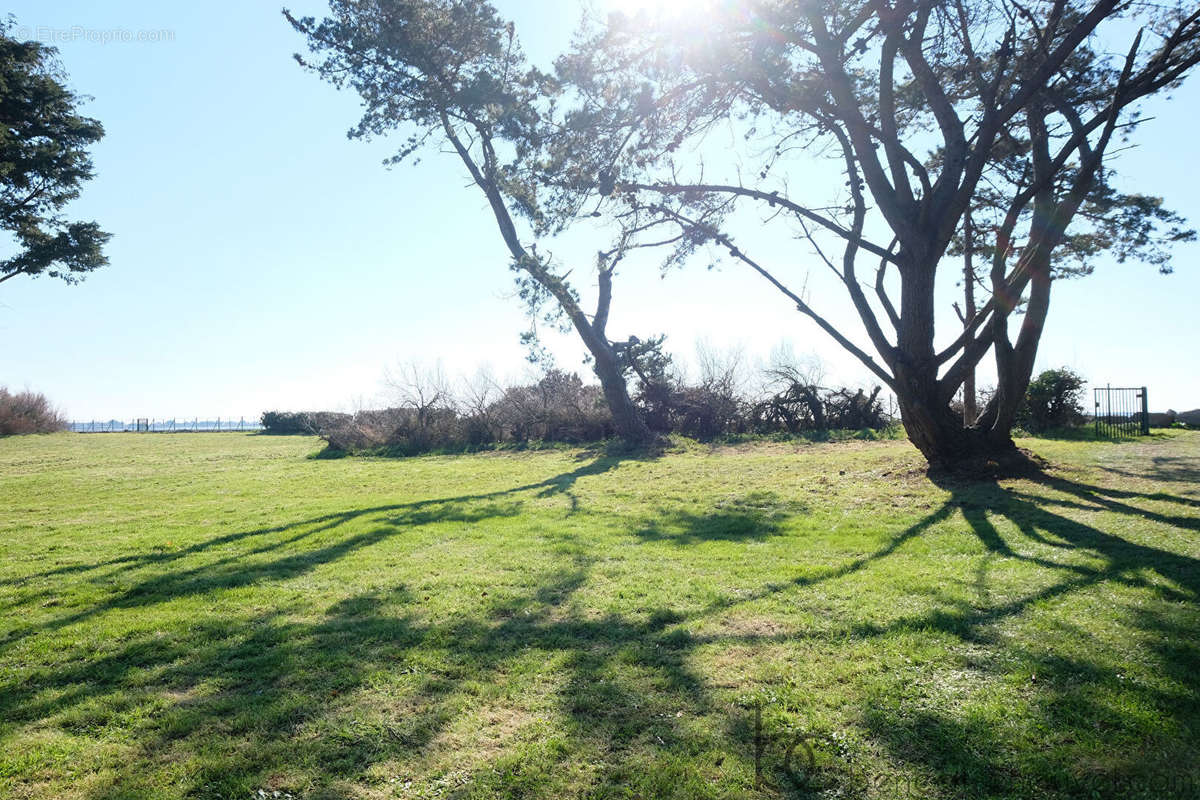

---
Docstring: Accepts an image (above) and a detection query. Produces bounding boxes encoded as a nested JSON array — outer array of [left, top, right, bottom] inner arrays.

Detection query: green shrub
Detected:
[[1019, 368, 1086, 433]]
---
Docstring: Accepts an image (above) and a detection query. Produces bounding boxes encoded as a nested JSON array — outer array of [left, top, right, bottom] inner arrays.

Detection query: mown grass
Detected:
[[0, 430, 1197, 799]]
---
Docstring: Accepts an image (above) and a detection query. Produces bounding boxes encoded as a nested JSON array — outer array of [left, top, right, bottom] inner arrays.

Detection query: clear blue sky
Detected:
[[3, 0, 1198, 420]]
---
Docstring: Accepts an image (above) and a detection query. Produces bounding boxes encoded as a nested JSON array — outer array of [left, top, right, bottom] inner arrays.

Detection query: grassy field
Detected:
[[0, 431, 1197, 800]]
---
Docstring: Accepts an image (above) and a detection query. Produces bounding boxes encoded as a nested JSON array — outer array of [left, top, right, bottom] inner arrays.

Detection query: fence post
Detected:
[[1106, 384, 1112, 438], [1140, 387, 1150, 435]]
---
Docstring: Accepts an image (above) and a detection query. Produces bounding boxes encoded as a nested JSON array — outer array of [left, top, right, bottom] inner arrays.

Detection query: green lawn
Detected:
[[1, 431, 1197, 800]]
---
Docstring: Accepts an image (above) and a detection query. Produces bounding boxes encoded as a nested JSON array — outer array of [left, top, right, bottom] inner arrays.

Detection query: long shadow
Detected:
[[0, 455, 631, 628], [812, 470, 1200, 646], [1, 543, 725, 798], [2, 466, 782, 797], [634, 492, 807, 545], [1034, 470, 1200, 515], [650, 456, 1200, 797], [684, 501, 956, 621], [4, 444, 1199, 798], [845, 466, 1200, 799], [961, 471, 1199, 591], [1095, 452, 1200, 491], [2, 454, 628, 590]]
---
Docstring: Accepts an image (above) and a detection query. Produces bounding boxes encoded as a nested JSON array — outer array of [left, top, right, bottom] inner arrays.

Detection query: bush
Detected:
[[285, 357, 896, 456], [260, 410, 350, 434], [628, 346, 755, 440], [1020, 368, 1086, 433], [823, 386, 888, 429], [749, 373, 888, 437], [629, 346, 891, 441], [492, 370, 613, 443], [751, 373, 826, 433], [260, 411, 308, 433], [308, 370, 615, 455], [318, 408, 411, 452], [0, 387, 67, 435]]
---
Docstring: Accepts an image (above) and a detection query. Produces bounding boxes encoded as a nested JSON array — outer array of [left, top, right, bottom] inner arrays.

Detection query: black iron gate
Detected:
[[1093, 385, 1149, 438]]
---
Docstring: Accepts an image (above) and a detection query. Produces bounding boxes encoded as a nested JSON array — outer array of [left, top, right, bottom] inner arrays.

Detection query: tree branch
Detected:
[[656, 206, 898, 390], [625, 181, 898, 263]]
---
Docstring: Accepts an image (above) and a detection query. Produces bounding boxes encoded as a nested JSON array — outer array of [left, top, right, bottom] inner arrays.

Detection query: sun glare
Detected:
[[605, 0, 717, 21]]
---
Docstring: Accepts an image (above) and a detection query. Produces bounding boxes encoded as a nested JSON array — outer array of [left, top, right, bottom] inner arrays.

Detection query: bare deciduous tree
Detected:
[[386, 360, 453, 426]]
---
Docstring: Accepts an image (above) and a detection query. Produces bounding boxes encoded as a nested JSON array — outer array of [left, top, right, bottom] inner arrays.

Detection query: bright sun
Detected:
[[605, 0, 714, 19]]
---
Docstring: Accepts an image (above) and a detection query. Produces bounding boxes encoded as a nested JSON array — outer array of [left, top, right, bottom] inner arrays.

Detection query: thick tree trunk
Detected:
[[963, 368, 977, 426], [893, 255, 1021, 470], [589, 342, 653, 444], [898, 398, 1020, 469]]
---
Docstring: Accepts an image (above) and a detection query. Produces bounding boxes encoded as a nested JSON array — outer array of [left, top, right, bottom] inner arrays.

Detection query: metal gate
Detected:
[[1093, 385, 1149, 438]]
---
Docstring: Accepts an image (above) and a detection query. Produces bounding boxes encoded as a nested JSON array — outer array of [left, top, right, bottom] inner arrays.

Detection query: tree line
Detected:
[[261, 355, 894, 453], [260, 359, 1100, 455]]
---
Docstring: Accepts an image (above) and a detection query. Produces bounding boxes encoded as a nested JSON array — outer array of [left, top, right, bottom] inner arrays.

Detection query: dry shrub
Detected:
[[0, 387, 67, 435]]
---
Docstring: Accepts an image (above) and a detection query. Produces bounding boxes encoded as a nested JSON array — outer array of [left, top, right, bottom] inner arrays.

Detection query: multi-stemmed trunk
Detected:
[[889, 251, 1043, 471], [895, 387, 1021, 469], [893, 357, 1030, 470]]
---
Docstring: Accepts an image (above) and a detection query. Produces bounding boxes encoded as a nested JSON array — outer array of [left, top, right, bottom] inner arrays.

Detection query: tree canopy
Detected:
[[287, 0, 1200, 464], [0, 21, 109, 290], [555, 0, 1200, 465], [286, 0, 670, 442]]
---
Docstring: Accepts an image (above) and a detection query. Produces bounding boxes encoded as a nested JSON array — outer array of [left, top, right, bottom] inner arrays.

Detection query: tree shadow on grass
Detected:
[[0, 451, 765, 798], [1096, 453, 1200, 492], [0, 453, 634, 619], [3, 449, 1199, 799], [1, 547, 737, 798], [843, 467, 1200, 799], [635, 492, 808, 545], [668, 457, 1200, 798]]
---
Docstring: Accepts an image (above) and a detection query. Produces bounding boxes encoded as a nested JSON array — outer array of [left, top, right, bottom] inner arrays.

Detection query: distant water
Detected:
[[68, 418, 264, 433]]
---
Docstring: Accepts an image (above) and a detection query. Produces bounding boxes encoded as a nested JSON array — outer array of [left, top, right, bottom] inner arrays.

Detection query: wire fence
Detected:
[[69, 417, 264, 433]]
